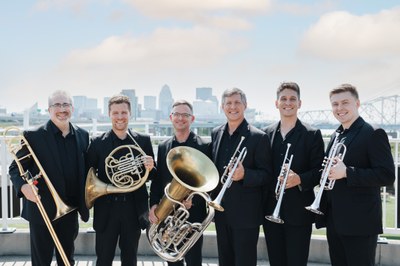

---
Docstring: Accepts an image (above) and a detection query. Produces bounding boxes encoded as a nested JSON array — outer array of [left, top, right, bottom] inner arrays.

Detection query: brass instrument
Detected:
[[208, 136, 247, 212], [305, 132, 346, 215], [147, 146, 219, 262], [85, 131, 150, 208], [4, 127, 72, 266], [265, 143, 293, 224]]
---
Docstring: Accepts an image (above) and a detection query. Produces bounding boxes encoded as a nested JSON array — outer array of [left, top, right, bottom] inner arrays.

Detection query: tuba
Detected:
[[208, 136, 247, 212], [147, 146, 219, 262], [85, 131, 150, 208], [265, 143, 293, 224], [305, 132, 346, 215], [4, 126, 72, 266]]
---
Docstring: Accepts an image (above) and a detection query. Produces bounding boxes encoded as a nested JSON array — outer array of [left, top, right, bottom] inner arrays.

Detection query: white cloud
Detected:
[[272, 0, 336, 16], [33, 0, 91, 13], [300, 7, 400, 60], [123, 0, 271, 29], [61, 26, 245, 70]]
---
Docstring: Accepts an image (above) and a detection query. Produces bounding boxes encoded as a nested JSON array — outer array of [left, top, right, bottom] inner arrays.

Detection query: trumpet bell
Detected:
[[265, 215, 284, 224]]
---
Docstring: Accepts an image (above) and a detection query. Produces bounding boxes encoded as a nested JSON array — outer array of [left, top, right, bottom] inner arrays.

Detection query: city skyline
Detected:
[[1, 1, 400, 118]]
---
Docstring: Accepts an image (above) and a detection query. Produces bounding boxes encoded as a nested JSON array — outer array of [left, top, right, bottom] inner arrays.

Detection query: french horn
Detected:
[[85, 132, 150, 208]]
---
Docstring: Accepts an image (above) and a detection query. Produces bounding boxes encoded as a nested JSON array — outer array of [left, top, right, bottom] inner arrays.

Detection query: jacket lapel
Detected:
[[268, 122, 280, 148], [212, 125, 225, 162]]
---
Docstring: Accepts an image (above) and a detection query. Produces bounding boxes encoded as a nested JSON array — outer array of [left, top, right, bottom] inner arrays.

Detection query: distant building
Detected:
[[196, 87, 213, 101], [193, 87, 219, 120], [103, 96, 110, 116], [144, 96, 157, 110], [193, 99, 218, 116], [121, 89, 139, 120], [73, 96, 101, 120], [158, 84, 173, 120]]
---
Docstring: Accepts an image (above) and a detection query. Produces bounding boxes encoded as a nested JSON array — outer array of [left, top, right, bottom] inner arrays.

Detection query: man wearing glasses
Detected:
[[9, 90, 89, 265], [149, 99, 211, 266]]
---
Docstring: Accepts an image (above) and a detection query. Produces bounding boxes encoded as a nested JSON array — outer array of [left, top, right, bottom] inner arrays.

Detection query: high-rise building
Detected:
[[103, 97, 110, 116], [144, 96, 157, 110], [73, 95, 101, 119], [193, 87, 219, 117], [196, 87, 213, 101], [158, 84, 173, 120], [121, 89, 138, 120]]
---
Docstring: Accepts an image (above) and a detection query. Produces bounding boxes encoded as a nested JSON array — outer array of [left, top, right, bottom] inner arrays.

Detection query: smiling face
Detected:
[[170, 103, 194, 133], [221, 93, 247, 123], [276, 88, 301, 118], [48, 93, 73, 129], [330, 91, 360, 129], [109, 102, 131, 135]]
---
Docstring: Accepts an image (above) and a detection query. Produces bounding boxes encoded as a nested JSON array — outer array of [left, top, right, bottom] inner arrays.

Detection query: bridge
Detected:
[[299, 95, 400, 133]]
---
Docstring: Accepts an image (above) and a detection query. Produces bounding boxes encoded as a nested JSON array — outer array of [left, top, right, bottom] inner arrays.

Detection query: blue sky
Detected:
[[1, 0, 400, 119]]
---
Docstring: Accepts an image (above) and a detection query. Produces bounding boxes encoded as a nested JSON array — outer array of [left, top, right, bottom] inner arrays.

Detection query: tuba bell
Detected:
[[85, 132, 150, 208], [147, 146, 219, 262]]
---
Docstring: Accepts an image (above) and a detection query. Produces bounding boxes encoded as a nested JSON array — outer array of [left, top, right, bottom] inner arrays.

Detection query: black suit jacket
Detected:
[[211, 119, 273, 228], [9, 120, 90, 224], [150, 131, 211, 222], [264, 119, 325, 225], [86, 129, 155, 232], [316, 117, 395, 235]]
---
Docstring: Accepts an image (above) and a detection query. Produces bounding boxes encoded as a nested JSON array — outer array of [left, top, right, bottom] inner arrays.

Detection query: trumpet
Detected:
[[305, 132, 346, 215], [147, 146, 219, 262], [85, 131, 150, 208], [265, 143, 293, 224], [208, 136, 247, 212], [4, 127, 72, 266]]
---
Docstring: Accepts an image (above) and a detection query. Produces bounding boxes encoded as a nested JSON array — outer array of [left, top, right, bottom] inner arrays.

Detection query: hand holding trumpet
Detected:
[[328, 157, 347, 180], [228, 161, 245, 182], [280, 169, 301, 189]]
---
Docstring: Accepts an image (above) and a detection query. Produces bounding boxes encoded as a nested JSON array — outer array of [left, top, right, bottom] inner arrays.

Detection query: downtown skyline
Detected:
[[1, 1, 400, 117]]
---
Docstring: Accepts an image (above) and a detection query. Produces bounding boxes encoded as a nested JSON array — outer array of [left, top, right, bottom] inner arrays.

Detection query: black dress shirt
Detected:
[[49, 121, 79, 207]]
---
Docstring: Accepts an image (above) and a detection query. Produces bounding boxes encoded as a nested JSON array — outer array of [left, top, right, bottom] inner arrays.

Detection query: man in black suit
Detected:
[[148, 99, 210, 266], [317, 84, 395, 265], [86, 95, 155, 266], [9, 90, 89, 266], [263, 82, 325, 266], [211, 88, 272, 266]]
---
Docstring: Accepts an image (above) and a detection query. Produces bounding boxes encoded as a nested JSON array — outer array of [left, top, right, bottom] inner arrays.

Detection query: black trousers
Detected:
[[167, 235, 203, 266], [215, 220, 259, 266], [95, 199, 141, 266], [263, 220, 312, 266], [29, 210, 78, 266], [326, 220, 377, 266]]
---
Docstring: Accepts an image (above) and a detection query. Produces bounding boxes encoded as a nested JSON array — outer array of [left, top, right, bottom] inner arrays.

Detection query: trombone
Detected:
[[208, 136, 247, 212], [265, 143, 293, 224], [305, 132, 346, 215], [4, 127, 72, 266]]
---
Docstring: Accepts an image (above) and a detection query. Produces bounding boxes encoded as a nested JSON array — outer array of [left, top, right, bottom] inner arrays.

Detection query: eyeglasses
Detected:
[[171, 112, 192, 119], [50, 103, 72, 109]]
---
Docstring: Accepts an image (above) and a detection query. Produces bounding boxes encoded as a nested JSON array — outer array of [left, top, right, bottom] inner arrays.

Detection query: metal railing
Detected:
[[1, 135, 399, 236]]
